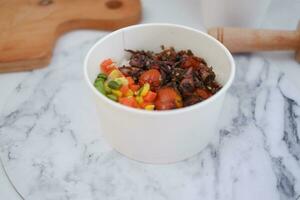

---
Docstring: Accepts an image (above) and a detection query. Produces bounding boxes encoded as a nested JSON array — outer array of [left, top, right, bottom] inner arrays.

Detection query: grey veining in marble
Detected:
[[0, 0, 300, 199]]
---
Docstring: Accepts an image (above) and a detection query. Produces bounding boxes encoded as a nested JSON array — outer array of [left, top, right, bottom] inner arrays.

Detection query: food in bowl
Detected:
[[85, 23, 235, 163], [94, 46, 221, 110]]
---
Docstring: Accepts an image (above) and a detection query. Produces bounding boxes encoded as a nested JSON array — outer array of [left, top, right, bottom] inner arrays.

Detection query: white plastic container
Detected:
[[84, 24, 235, 164], [200, 0, 272, 28]]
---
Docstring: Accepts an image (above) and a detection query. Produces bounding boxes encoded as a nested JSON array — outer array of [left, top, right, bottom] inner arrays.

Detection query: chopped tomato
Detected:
[[143, 91, 157, 102], [119, 97, 139, 108], [140, 101, 152, 108], [139, 69, 161, 88], [126, 76, 135, 85], [100, 59, 116, 74], [155, 87, 183, 110], [129, 84, 140, 92], [120, 85, 129, 95], [101, 58, 113, 67]]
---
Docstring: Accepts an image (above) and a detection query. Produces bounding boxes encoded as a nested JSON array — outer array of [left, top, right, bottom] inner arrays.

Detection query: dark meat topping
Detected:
[[121, 46, 221, 107]]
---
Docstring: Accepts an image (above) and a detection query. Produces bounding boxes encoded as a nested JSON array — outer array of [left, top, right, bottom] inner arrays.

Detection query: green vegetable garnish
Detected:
[[138, 83, 150, 96], [107, 94, 118, 101], [97, 73, 107, 81], [108, 69, 123, 80], [104, 82, 112, 93], [94, 79, 106, 95], [115, 77, 128, 85], [108, 80, 122, 90]]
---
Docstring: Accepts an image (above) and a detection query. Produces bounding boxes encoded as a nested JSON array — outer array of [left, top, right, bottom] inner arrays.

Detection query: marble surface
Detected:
[[1, 0, 300, 199]]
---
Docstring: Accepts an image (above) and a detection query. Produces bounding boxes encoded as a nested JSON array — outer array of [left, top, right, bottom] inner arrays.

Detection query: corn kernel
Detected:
[[111, 89, 123, 97], [136, 96, 144, 104], [125, 89, 134, 97], [139, 83, 150, 97], [108, 69, 123, 80], [145, 104, 155, 110]]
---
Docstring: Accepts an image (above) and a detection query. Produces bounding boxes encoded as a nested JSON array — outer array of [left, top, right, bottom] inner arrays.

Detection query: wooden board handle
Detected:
[[208, 28, 300, 52]]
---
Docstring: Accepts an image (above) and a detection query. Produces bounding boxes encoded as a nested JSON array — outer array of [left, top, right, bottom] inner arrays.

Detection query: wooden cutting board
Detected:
[[0, 0, 141, 73]]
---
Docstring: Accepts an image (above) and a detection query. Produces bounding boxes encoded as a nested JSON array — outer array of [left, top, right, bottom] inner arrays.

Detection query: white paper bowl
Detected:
[[84, 23, 235, 164]]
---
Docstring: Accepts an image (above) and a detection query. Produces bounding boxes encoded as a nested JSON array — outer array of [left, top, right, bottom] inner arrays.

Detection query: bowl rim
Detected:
[[84, 23, 236, 116]]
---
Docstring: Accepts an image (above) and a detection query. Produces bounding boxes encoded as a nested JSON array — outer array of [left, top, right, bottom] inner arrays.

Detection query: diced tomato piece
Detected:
[[129, 84, 140, 92], [100, 59, 116, 74], [119, 97, 139, 108], [139, 69, 161, 89], [120, 85, 129, 95], [101, 58, 113, 67], [126, 77, 135, 85], [139, 69, 161, 88], [143, 91, 157, 102], [154, 87, 183, 110], [140, 101, 152, 108], [105, 66, 117, 75]]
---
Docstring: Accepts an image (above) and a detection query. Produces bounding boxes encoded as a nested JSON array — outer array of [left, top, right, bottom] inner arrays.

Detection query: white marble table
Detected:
[[0, 0, 300, 199]]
